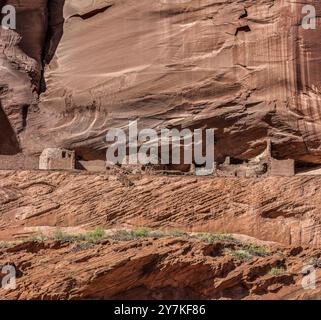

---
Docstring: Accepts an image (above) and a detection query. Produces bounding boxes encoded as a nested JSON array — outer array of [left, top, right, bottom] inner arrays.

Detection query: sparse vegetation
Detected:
[[165, 229, 188, 238], [130, 227, 151, 238], [84, 226, 106, 243], [148, 229, 188, 239], [242, 244, 270, 257], [31, 232, 48, 242], [225, 248, 253, 261], [305, 257, 318, 267], [224, 244, 271, 261], [52, 228, 65, 241], [0, 242, 16, 248], [29, 227, 106, 243], [147, 230, 166, 239], [111, 228, 190, 241], [53, 229, 87, 242], [112, 228, 151, 241], [26, 226, 273, 264], [111, 229, 236, 243], [197, 232, 237, 244], [111, 230, 136, 241], [268, 267, 287, 276]]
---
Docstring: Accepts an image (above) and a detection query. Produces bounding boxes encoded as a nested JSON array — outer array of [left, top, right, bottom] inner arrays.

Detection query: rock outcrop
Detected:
[[0, 170, 320, 246], [1, 236, 321, 300]]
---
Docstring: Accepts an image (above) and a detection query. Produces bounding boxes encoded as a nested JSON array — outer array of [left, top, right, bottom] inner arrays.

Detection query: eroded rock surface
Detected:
[[1, 1, 321, 301], [0, 171, 320, 246], [1, 237, 321, 300], [0, 1, 321, 163]]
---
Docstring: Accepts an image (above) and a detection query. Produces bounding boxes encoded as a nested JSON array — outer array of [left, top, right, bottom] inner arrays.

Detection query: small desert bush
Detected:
[[52, 229, 84, 242], [112, 227, 151, 241], [243, 244, 270, 257], [130, 227, 151, 238], [29, 227, 106, 243], [0, 242, 15, 248], [197, 233, 236, 244], [225, 248, 253, 261], [224, 244, 271, 261], [305, 257, 318, 267], [149, 229, 189, 239], [268, 267, 287, 276], [31, 232, 48, 242], [112, 230, 135, 241], [84, 226, 106, 242]]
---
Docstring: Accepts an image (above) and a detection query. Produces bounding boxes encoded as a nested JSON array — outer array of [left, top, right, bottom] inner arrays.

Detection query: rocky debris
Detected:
[[0, 236, 320, 300]]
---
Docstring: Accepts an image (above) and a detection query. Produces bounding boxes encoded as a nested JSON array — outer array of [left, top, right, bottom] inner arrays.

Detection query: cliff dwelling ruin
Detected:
[[0, 138, 317, 177], [216, 140, 295, 177], [39, 148, 75, 171]]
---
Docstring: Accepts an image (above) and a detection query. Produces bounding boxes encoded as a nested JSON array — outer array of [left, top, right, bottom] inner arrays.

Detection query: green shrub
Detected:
[[229, 249, 253, 261], [53, 229, 84, 242], [53, 229, 69, 241], [243, 244, 270, 257], [131, 227, 151, 237], [0, 242, 15, 248], [84, 226, 106, 242], [31, 232, 48, 242], [268, 267, 287, 276], [305, 257, 318, 267], [29, 227, 105, 243], [224, 244, 271, 261], [112, 228, 151, 241], [198, 233, 236, 244]]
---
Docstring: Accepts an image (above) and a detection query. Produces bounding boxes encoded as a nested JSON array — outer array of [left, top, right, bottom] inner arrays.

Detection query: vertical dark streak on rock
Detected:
[[40, 0, 65, 93]]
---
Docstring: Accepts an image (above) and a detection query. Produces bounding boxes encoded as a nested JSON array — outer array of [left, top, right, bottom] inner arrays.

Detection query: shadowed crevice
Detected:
[[70, 5, 113, 20], [44, 0, 65, 64], [0, 104, 21, 155], [40, 0, 65, 93], [235, 25, 251, 36]]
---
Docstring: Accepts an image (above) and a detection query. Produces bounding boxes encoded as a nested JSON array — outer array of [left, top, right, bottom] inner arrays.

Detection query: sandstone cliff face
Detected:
[[2, 1, 321, 301], [0, 0, 321, 164], [0, 0, 61, 152], [0, 171, 320, 246]]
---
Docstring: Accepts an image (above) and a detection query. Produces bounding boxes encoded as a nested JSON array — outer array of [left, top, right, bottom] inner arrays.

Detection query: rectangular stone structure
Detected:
[[39, 148, 75, 170]]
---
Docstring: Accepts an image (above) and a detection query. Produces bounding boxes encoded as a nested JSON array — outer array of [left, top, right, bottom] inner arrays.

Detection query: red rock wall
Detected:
[[1, 0, 321, 164]]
